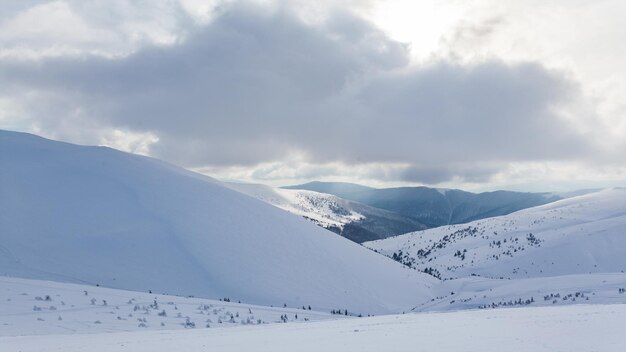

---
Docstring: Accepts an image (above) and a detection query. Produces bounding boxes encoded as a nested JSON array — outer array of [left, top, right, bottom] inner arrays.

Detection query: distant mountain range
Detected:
[[225, 181, 566, 243], [284, 181, 563, 230], [224, 183, 426, 243]]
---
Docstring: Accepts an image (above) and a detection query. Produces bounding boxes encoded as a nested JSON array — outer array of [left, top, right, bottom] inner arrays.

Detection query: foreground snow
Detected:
[[0, 277, 341, 337], [2, 277, 624, 351], [2, 301, 624, 351]]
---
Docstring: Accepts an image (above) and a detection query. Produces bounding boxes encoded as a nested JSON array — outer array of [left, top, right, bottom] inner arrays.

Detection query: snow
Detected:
[[1, 279, 624, 352], [421, 273, 626, 311], [3, 130, 625, 350], [225, 181, 429, 243], [0, 130, 435, 315], [0, 276, 340, 337], [364, 188, 626, 280], [224, 182, 364, 229]]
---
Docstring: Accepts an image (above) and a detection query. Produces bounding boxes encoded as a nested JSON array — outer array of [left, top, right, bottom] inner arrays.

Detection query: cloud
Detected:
[[0, 0, 193, 59], [0, 1, 603, 185], [397, 164, 501, 184], [351, 61, 590, 165]]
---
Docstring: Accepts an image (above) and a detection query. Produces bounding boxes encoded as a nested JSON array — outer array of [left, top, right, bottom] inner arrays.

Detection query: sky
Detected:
[[0, 0, 624, 191]]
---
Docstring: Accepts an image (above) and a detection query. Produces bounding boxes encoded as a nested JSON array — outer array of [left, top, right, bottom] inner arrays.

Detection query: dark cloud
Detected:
[[0, 1, 594, 184], [350, 61, 589, 165], [396, 164, 502, 184]]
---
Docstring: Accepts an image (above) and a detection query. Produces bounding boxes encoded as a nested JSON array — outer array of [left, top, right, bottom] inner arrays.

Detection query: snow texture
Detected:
[[0, 276, 340, 337], [1, 278, 624, 352]]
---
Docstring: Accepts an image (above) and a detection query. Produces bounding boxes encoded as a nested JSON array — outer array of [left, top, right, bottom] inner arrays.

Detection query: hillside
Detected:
[[365, 188, 626, 280], [224, 182, 426, 243], [0, 130, 435, 315], [0, 276, 346, 337], [285, 181, 561, 228], [3, 279, 623, 352]]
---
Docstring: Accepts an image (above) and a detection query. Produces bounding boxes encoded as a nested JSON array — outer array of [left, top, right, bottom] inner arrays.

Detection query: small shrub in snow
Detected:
[[183, 317, 195, 328]]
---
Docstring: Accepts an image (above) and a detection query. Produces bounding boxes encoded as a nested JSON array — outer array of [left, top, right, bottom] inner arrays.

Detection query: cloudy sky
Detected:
[[1, 0, 625, 191]]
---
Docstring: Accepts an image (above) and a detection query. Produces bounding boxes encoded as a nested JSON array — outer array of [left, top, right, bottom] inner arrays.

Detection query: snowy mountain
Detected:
[[0, 130, 436, 315], [228, 181, 563, 243], [2, 131, 625, 351], [364, 188, 626, 281], [224, 182, 426, 243], [285, 181, 562, 228]]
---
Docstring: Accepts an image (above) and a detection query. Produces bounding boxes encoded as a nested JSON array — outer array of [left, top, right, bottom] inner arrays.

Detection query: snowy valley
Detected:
[[1, 131, 626, 351]]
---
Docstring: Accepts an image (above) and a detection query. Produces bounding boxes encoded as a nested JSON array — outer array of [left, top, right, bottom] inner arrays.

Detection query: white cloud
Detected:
[[0, 0, 624, 190]]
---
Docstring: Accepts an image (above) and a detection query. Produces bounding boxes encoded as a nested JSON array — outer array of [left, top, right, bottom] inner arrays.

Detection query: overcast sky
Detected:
[[1, 0, 624, 191]]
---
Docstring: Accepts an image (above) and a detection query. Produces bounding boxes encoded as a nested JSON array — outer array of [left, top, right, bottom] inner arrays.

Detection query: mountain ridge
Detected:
[[284, 181, 562, 228], [225, 182, 427, 243]]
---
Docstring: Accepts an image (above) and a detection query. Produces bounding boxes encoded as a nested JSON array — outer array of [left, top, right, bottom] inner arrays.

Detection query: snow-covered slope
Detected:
[[224, 183, 365, 230], [224, 182, 426, 243], [4, 295, 625, 352], [0, 276, 342, 337], [364, 188, 626, 280], [419, 273, 626, 312], [0, 130, 435, 314]]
